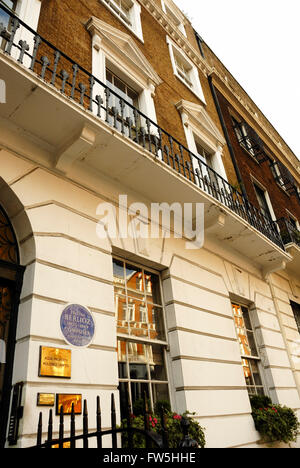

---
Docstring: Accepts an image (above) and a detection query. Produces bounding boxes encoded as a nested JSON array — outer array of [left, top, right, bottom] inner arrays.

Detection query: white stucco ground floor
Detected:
[[1, 147, 300, 448]]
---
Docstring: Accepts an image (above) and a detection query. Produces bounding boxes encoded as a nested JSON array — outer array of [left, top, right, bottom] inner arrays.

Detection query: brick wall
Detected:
[[37, 0, 237, 185], [216, 89, 300, 222]]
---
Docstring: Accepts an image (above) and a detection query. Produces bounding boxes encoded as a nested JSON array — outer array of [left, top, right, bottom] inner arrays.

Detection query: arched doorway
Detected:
[[0, 204, 25, 447]]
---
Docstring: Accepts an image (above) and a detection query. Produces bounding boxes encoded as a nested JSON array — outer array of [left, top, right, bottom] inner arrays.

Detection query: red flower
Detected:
[[173, 414, 182, 420], [151, 421, 155, 427]]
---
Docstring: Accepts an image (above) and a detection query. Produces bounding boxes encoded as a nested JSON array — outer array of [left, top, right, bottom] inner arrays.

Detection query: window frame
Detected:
[[175, 100, 228, 182], [291, 301, 300, 335], [161, 0, 187, 37], [232, 302, 266, 397], [251, 177, 277, 223], [113, 256, 170, 415], [166, 36, 206, 104], [88, 17, 161, 127], [99, 0, 144, 42]]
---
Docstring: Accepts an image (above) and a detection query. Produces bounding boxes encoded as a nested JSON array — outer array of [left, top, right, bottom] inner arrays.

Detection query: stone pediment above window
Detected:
[[86, 17, 162, 89], [175, 99, 226, 150]]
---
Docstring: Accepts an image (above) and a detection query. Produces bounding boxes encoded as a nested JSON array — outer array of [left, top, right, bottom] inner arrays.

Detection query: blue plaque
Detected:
[[60, 304, 95, 347]]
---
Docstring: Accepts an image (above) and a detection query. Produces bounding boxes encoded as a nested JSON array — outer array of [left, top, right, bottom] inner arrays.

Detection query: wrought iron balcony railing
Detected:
[[0, 3, 285, 251], [277, 218, 300, 248], [232, 120, 269, 164]]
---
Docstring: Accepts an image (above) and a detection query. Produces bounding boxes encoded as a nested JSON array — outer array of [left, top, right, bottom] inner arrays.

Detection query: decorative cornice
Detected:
[[137, 0, 211, 76], [86, 16, 163, 87], [176, 99, 226, 148]]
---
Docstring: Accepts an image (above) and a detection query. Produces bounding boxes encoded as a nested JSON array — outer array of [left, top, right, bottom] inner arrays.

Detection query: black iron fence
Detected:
[[28, 394, 198, 449], [0, 3, 285, 250], [277, 218, 300, 247]]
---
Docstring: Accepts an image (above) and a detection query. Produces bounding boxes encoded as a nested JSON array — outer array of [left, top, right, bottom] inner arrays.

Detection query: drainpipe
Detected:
[[208, 75, 248, 201]]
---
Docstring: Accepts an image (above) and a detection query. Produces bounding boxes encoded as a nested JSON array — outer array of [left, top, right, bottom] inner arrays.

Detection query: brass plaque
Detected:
[[39, 346, 71, 378], [37, 393, 55, 406], [56, 394, 82, 415]]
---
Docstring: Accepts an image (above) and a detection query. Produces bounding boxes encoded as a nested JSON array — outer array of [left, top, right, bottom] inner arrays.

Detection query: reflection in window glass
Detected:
[[232, 303, 265, 396], [113, 259, 165, 341], [117, 339, 169, 413]]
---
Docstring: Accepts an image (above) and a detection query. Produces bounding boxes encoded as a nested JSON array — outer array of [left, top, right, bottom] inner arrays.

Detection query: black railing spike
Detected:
[[153, 135, 159, 157], [70, 403, 75, 449], [126, 117, 133, 140], [96, 396, 102, 449], [18, 40, 29, 64], [140, 127, 146, 148], [146, 119, 152, 153], [59, 404, 64, 449], [83, 400, 88, 449], [5, 17, 19, 55], [40, 56, 50, 80], [36, 412, 42, 447], [70, 63, 78, 99], [111, 393, 117, 448], [50, 50, 60, 86], [164, 145, 170, 166], [95, 95, 103, 118], [60, 69, 69, 94], [46, 409, 53, 449], [119, 99, 126, 135], [111, 106, 118, 129], [179, 145, 186, 177], [30, 35, 41, 71], [79, 82, 86, 106], [104, 87, 110, 124], [160, 407, 169, 448], [89, 75, 95, 112]]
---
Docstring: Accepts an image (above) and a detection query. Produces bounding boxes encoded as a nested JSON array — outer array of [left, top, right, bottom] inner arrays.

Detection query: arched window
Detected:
[[0, 205, 19, 264]]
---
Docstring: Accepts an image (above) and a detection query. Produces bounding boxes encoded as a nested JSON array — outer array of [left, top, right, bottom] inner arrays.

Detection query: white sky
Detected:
[[173, 0, 300, 161]]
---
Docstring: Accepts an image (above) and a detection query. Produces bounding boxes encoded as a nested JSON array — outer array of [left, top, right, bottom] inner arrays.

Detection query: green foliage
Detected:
[[154, 400, 171, 414], [250, 398, 299, 444], [121, 410, 205, 449], [249, 394, 272, 410]]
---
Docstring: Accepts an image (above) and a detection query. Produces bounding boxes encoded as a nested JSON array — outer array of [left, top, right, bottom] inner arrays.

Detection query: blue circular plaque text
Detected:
[[60, 304, 95, 347]]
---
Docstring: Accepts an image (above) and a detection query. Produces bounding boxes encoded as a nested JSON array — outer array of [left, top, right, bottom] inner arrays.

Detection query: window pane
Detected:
[[106, 70, 113, 85], [242, 307, 252, 330], [242, 359, 254, 386], [149, 345, 167, 381], [144, 271, 161, 305], [113, 259, 124, 283], [131, 382, 150, 413], [119, 381, 130, 420], [250, 360, 262, 386], [125, 263, 144, 295], [129, 364, 148, 380], [152, 383, 169, 410], [246, 330, 258, 357], [117, 340, 128, 378], [115, 295, 129, 335], [150, 306, 165, 341], [128, 298, 148, 338]]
